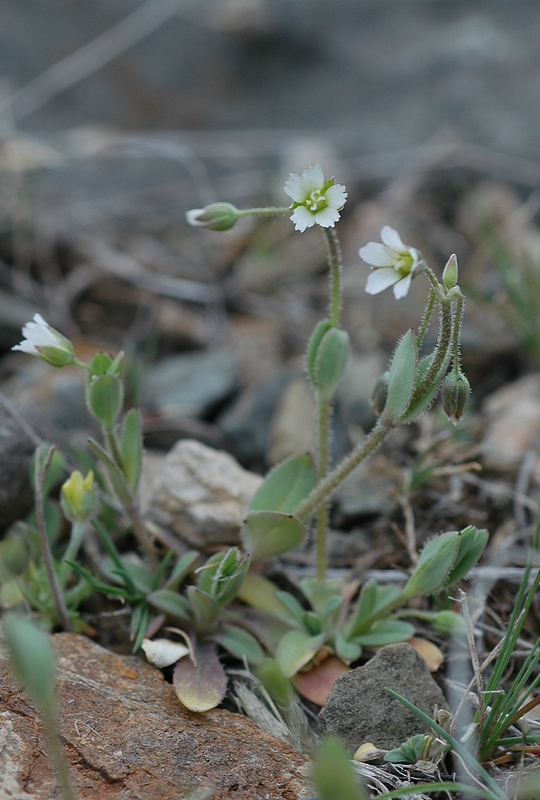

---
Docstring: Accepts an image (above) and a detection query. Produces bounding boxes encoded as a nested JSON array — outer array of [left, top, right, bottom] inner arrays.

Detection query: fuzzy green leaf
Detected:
[[249, 454, 316, 517], [120, 408, 142, 491], [275, 629, 325, 678], [381, 329, 418, 425], [241, 510, 306, 561], [403, 531, 460, 599], [355, 619, 415, 647], [213, 624, 265, 665]]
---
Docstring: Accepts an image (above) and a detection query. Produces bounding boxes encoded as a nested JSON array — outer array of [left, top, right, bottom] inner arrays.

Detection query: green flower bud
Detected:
[[186, 202, 242, 231], [441, 370, 470, 424], [312, 328, 350, 400], [371, 371, 390, 415], [198, 547, 250, 607], [432, 609, 466, 636], [12, 314, 75, 368], [442, 254, 459, 290], [60, 470, 97, 523]]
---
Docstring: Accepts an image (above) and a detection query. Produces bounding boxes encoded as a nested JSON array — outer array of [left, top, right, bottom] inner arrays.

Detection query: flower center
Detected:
[[394, 253, 414, 276], [306, 189, 327, 213]]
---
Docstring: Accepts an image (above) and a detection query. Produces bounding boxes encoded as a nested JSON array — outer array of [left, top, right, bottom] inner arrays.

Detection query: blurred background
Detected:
[[2, 0, 540, 534]]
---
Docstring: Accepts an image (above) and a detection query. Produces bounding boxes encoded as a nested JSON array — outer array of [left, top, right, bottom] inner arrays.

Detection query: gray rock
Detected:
[[0, 407, 35, 532], [147, 439, 262, 549], [143, 348, 238, 420], [319, 643, 448, 752]]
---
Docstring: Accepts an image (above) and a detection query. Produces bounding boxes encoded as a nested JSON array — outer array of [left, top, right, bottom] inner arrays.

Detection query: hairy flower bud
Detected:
[[61, 470, 97, 523], [12, 314, 75, 367], [186, 202, 242, 231], [442, 254, 459, 290], [441, 370, 470, 424]]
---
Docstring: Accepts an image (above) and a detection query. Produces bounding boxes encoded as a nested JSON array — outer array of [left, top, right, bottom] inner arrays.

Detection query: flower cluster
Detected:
[[284, 163, 347, 233], [360, 225, 425, 299]]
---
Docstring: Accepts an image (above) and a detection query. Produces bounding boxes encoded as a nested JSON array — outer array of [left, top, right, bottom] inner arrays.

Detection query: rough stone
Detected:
[[147, 439, 262, 549], [0, 408, 35, 533], [481, 373, 540, 470], [318, 643, 448, 752], [0, 632, 309, 800]]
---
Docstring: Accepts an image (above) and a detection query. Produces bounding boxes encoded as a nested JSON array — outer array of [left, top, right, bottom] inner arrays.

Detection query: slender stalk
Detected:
[[105, 429, 158, 570], [34, 447, 73, 632], [294, 422, 390, 520], [44, 718, 78, 800], [60, 521, 87, 585], [324, 227, 343, 327], [451, 291, 465, 371], [315, 397, 331, 582], [416, 285, 437, 350], [239, 206, 290, 218]]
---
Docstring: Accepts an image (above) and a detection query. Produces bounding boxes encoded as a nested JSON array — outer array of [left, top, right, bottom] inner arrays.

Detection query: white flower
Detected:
[[12, 313, 75, 367], [284, 163, 347, 232], [360, 226, 425, 299]]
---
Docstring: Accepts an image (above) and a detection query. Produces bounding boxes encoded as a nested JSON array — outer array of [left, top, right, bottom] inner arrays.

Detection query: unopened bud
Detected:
[[371, 371, 390, 415], [432, 610, 466, 636], [442, 254, 459, 290], [12, 314, 75, 368], [441, 370, 470, 424], [186, 202, 242, 231], [61, 470, 97, 523]]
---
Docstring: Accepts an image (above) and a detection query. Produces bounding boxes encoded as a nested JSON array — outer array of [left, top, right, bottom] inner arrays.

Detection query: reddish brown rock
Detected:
[[0, 633, 308, 800]]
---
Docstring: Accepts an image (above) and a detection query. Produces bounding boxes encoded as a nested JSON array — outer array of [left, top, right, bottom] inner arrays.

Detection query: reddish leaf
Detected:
[[293, 656, 349, 706], [173, 642, 227, 712]]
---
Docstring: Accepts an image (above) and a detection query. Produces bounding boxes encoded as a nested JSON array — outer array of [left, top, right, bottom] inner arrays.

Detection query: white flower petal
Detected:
[[393, 273, 413, 299], [301, 163, 325, 192], [290, 206, 315, 232], [359, 242, 394, 267], [141, 638, 190, 668], [365, 269, 401, 295], [325, 183, 348, 209], [186, 208, 204, 226], [284, 172, 305, 202], [381, 226, 406, 251], [313, 207, 340, 228]]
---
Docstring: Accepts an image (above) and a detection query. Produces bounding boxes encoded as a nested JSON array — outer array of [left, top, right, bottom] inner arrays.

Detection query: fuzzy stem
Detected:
[[294, 422, 390, 520], [238, 207, 290, 218], [315, 397, 331, 582], [324, 227, 343, 327], [416, 285, 437, 350], [451, 291, 465, 373], [34, 447, 73, 632], [405, 294, 453, 415]]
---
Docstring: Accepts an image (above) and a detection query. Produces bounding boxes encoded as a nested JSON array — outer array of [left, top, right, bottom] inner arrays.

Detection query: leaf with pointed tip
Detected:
[[249, 454, 316, 518], [241, 510, 306, 561], [355, 619, 415, 647], [173, 642, 227, 712], [213, 624, 265, 665], [236, 574, 300, 626], [381, 329, 418, 425], [275, 630, 325, 678], [403, 531, 460, 599], [87, 437, 132, 505], [120, 408, 142, 491], [334, 631, 362, 664], [147, 589, 192, 625]]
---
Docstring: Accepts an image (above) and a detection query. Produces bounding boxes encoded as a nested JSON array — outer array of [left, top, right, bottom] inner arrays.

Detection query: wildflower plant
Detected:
[[8, 163, 487, 716]]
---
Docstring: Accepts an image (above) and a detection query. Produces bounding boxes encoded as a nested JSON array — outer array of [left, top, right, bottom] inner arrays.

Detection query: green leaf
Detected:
[[275, 591, 306, 624], [213, 624, 265, 665], [255, 658, 295, 708], [401, 350, 452, 422], [89, 352, 113, 377], [313, 328, 350, 401], [66, 561, 135, 599], [173, 642, 227, 712], [384, 734, 428, 764], [403, 531, 461, 599], [87, 373, 123, 431], [147, 589, 192, 624], [164, 551, 200, 591], [87, 437, 132, 505], [249, 454, 316, 517], [355, 619, 415, 647], [241, 510, 306, 561], [186, 586, 220, 635], [444, 526, 488, 587], [313, 737, 366, 800], [120, 408, 142, 491], [236, 574, 300, 625], [275, 630, 325, 678], [131, 602, 150, 652], [334, 631, 362, 664], [4, 614, 57, 723], [306, 319, 332, 386], [381, 329, 418, 425]]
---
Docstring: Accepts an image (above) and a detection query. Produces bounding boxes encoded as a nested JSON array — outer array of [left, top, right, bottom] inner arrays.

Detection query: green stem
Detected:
[[34, 447, 73, 633], [60, 521, 87, 585], [44, 714, 78, 800], [405, 296, 453, 415], [324, 227, 343, 327], [451, 291, 465, 372], [294, 422, 390, 520], [238, 206, 290, 218], [416, 285, 437, 350], [105, 429, 158, 570], [316, 397, 331, 583]]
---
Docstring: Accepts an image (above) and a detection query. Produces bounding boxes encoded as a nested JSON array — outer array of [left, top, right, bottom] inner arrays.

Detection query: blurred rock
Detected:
[[0, 406, 35, 532], [0, 631, 309, 800], [268, 376, 315, 465], [143, 348, 238, 420], [147, 439, 262, 549], [333, 455, 400, 527], [481, 373, 540, 470], [319, 643, 448, 753]]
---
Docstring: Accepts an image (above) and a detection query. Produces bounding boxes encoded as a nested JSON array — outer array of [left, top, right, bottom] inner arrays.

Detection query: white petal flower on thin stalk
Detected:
[[12, 313, 75, 367], [284, 163, 347, 233], [359, 226, 425, 299]]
